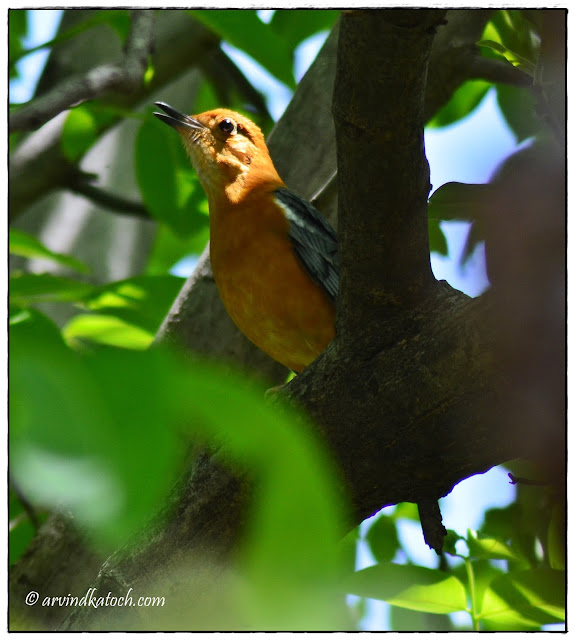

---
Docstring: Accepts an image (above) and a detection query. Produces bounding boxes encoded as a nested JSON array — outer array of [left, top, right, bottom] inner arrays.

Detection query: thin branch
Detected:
[[68, 178, 151, 219], [466, 55, 533, 87], [9, 11, 156, 133]]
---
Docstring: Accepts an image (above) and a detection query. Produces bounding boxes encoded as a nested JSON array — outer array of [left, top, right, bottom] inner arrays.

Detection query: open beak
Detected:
[[153, 101, 206, 134]]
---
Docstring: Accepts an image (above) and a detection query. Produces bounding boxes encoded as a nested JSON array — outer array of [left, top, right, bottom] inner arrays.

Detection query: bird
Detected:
[[153, 102, 338, 373]]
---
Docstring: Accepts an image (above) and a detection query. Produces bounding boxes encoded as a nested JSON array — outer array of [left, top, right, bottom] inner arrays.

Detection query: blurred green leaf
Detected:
[[146, 225, 208, 275], [477, 40, 536, 76], [105, 9, 131, 42], [442, 529, 463, 557], [366, 514, 400, 563], [269, 10, 339, 49], [393, 502, 420, 521], [460, 221, 485, 266], [63, 314, 154, 350], [389, 605, 454, 631], [428, 219, 448, 256], [427, 80, 491, 129], [486, 10, 540, 69], [9, 488, 40, 566], [495, 84, 540, 144], [345, 563, 468, 614], [190, 9, 295, 88], [9, 272, 95, 306], [337, 528, 359, 577], [9, 228, 89, 273], [428, 182, 489, 221], [469, 559, 506, 618], [61, 104, 99, 162], [546, 504, 565, 571], [9, 10, 28, 79], [479, 569, 565, 629], [136, 117, 208, 236], [10, 322, 346, 627], [466, 530, 519, 561], [82, 275, 184, 333]]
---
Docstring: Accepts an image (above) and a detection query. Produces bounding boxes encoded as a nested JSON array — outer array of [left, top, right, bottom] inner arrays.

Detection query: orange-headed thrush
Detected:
[[154, 102, 338, 373]]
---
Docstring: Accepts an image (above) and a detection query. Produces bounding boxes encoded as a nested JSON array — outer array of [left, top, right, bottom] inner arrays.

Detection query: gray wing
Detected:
[[274, 187, 339, 302]]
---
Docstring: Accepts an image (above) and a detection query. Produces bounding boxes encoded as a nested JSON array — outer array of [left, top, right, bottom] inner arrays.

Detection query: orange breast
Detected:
[[209, 202, 335, 372]]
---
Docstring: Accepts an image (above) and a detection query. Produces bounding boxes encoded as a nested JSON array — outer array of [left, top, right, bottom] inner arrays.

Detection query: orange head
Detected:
[[154, 102, 283, 204]]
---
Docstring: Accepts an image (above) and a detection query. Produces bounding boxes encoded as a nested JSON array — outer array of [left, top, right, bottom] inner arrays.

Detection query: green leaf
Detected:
[[9, 273, 95, 306], [393, 502, 420, 521], [547, 504, 565, 571], [61, 104, 99, 162], [10, 329, 346, 628], [269, 10, 339, 50], [366, 514, 400, 563], [428, 219, 448, 256], [484, 10, 540, 72], [63, 314, 154, 350], [479, 568, 565, 629], [467, 530, 519, 561], [9, 228, 89, 273], [389, 605, 454, 631], [427, 80, 491, 128], [460, 221, 485, 266], [496, 83, 540, 144], [428, 182, 490, 221], [82, 275, 185, 333], [477, 40, 536, 76], [9, 9, 28, 79], [146, 224, 208, 275], [442, 529, 464, 557], [190, 9, 295, 88], [345, 563, 468, 614], [105, 9, 132, 42], [136, 117, 208, 236]]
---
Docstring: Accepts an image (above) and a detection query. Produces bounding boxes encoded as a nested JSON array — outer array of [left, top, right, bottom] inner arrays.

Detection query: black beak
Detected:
[[153, 101, 205, 132]]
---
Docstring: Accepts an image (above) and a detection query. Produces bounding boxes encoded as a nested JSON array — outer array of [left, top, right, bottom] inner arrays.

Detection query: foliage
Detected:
[[8, 8, 563, 632]]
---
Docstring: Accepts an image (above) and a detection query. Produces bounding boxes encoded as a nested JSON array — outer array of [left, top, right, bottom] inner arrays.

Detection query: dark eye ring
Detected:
[[219, 118, 235, 134]]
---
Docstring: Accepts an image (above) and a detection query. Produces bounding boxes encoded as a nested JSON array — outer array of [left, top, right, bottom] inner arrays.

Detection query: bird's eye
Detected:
[[219, 118, 235, 134]]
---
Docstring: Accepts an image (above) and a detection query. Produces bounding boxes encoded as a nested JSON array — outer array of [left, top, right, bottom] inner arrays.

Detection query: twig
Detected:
[[68, 176, 151, 219], [466, 55, 533, 88], [9, 10, 156, 133], [418, 499, 447, 555]]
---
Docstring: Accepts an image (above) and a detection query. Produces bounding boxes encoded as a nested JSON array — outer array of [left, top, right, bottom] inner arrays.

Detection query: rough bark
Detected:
[[9, 9, 564, 631]]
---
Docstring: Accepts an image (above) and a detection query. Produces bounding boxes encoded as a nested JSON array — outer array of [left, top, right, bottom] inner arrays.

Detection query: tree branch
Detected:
[[333, 10, 442, 341], [9, 11, 220, 220], [9, 11, 156, 134], [68, 176, 151, 219]]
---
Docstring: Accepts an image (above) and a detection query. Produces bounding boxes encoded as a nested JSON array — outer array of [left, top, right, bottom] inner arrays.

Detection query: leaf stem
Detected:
[[464, 558, 479, 631]]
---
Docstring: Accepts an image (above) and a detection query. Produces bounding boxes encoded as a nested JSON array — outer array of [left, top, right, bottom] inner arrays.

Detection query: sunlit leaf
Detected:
[[9, 228, 89, 273], [9, 273, 95, 306], [345, 563, 468, 614], [82, 275, 185, 333], [479, 568, 565, 629], [63, 314, 154, 350], [477, 40, 536, 76], [466, 530, 519, 561]]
